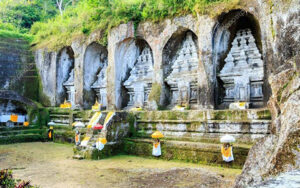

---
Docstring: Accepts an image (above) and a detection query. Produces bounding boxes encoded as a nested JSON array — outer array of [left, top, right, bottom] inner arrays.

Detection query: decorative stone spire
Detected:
[[165, 32, 199, 107], [91, 63, 108, 108], [63, 69, 74, 86], [124, 47, 153, 108], [219, 29, 264, 107], [63, 68, 75, 106]]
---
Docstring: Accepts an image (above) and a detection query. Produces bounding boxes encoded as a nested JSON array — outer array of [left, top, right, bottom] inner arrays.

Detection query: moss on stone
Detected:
[[123, 140, 247, 169], [148, 83, 161, 105], [127, 113, 137, 137]]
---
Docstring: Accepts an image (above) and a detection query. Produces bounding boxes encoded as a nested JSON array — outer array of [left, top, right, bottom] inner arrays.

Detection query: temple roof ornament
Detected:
[[91, 64, 107, 90], [124, 47, 153, 86], [63, 69, 74, 86], [219, 29, 263, 80]]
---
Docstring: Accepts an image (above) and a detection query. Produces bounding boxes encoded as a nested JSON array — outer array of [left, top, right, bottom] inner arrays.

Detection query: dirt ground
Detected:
[[0, 142, 241, 188]]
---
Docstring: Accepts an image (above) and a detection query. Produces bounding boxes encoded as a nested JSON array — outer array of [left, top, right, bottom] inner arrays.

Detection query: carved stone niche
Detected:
[[124, 47, 153, 108], [165, 32, 199, 107], [91, 63, 108, 109], [219, 29, 264, 108], [63, 68, 75, 106]]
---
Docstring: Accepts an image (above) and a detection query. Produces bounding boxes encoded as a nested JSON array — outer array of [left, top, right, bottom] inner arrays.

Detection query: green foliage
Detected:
[[0, 0, 58, 33], [0, 29, 33, 42], [30, 0, 239, 50], [0, 169, 34, 188], [0, 169, 15, 187]]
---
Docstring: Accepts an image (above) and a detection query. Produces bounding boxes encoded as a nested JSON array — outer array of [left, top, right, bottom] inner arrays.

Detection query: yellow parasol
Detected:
[[151, 131, 164, 139]]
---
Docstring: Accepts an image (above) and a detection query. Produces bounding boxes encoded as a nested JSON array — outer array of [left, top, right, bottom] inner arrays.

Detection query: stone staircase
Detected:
[[0, 126, 47, 144], [73, 112, 129, 159], [123, 109, 272, 169], [48, 108, 72, 126]]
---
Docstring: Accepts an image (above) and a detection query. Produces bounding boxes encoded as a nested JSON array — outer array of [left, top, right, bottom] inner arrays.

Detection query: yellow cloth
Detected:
[[60, 99, 71, 108], [221, 146, 232, 158], [48, 131, 52, 139], [10, 114, 18, 122], [154, 142, 159, 148], [104, 112, 114, 126], [82, 137, 90, 142], [87, 112, 102, 128], [98, 138, 107, 145], [92, 100, 101, 111]]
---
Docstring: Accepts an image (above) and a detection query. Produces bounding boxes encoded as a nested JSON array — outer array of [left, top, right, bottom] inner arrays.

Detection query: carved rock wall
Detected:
[[234, 0, 300, 186], [35, 0, 298, 112]]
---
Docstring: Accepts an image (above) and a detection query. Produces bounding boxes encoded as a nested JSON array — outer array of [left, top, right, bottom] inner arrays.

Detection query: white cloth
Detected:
[[152, 143, 161, 156], [96, 142, 105, 150]]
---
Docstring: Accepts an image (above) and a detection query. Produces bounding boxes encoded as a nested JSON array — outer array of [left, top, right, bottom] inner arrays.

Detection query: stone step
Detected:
[[136, 119, 270, 144], [0, 133, 45, 144], [50, 114, 70, 118], [50, 123, 70, 127], [0, 129, 44, 136], [137, 119, 271, 123], [135, 109, 271, 121], [123, 138, 250, 169], [50, 119, 70, 124]]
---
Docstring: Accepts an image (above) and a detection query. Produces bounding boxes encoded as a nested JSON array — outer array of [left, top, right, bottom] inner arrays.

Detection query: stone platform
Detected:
[[48, 108, 271, 168]]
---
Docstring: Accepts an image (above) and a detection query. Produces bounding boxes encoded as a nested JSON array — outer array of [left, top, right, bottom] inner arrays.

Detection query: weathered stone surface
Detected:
[[83, 42, 108, 109], [124, 47, 153, 108], [219, 29, 264, 107], [56, 47, 74, 105], [235, 64, 300, 187]]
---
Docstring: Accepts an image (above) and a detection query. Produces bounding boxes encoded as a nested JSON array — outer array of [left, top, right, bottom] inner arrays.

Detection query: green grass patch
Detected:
[[0, 29, 33, 42]]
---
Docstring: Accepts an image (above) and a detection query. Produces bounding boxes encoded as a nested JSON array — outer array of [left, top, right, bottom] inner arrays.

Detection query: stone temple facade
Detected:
[[63, 68, 75, 106], [165, 32, 199, 107], [219, 29, 264, 108], [124, 47, 153, 108], [91, 63, 108, 108]]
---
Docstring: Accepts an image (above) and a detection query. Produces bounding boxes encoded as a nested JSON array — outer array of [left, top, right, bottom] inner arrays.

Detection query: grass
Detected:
[[0, 142, 241, 187], [0, 29, 33, 42], [30, 0, 242, 51]]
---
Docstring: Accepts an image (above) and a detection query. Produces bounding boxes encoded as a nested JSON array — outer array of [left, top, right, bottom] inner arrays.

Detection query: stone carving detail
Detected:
[[91, 63, 108, 108], [165, 32, 199, 107], [63, 68, 75, 106], [124, 47, 153, 108], [219, 29, 264, 107]]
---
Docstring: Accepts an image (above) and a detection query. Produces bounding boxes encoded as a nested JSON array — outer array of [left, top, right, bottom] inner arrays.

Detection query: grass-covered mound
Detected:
[[30, 0, 243, 50]]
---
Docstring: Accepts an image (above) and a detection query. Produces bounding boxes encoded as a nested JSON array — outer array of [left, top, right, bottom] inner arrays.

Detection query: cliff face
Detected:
[[33, 0, 299, 186], [0, 35, 40, 101], [235, 1, 300, 186]]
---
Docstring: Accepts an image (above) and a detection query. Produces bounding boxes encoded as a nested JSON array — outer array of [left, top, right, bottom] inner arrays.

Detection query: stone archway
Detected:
[[212, 9, 264, 109], [162, 28, 199, 109], [56, 46, 74, 106], [114, 38, 153, 109], [83, 42, 108, 109]]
